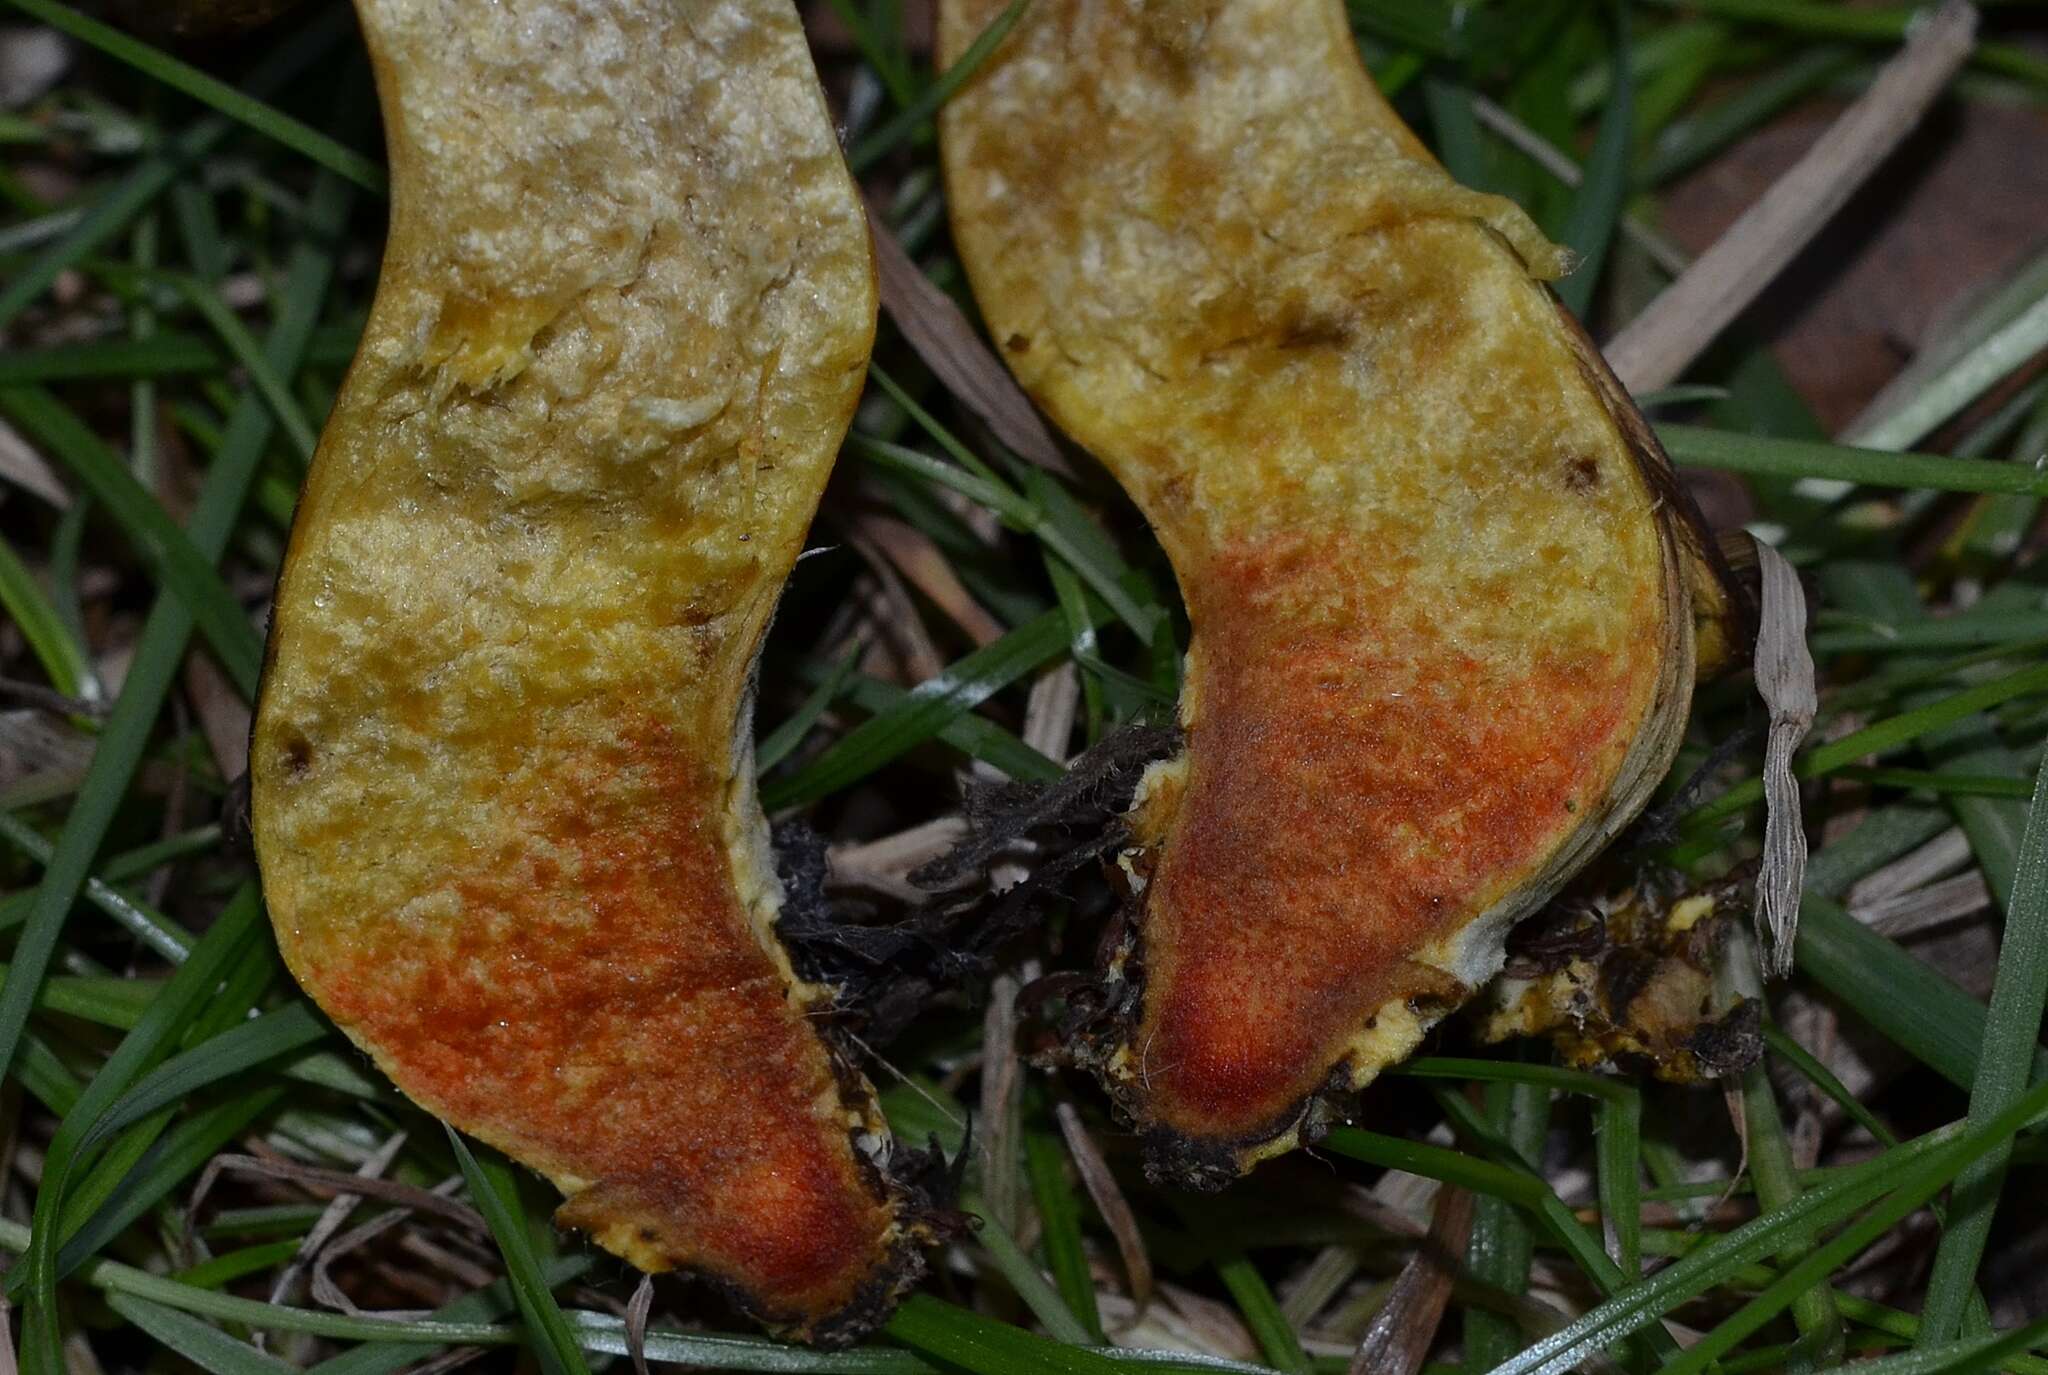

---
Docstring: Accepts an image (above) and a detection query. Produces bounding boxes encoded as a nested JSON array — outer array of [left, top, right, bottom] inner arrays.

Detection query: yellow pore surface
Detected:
[[941, 0, 1687, 1151], [253, 0, 902, 1335]]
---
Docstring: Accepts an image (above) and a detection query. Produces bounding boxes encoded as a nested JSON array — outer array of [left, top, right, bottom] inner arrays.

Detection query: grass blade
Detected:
[[1025, 1131, 1106, 1343], [0, 145, 358, 1117], [883, 1293, 1122, 1375], [108, 1294, 299, 1375], [1660, 423, 2048, 497], [448, 1130, 592, 1375], [1214, 1250, 1308, 1375], [17, 885, 264, 1375], [0, 0, 386, 194], [1918, 759, 2048, 1344], [0, 6, 353, 333], [0, 385, 264, 696], [966, 1191, 1094, 1345], [1553, 3, 1632, 318], [848, 0, 1029, 174]]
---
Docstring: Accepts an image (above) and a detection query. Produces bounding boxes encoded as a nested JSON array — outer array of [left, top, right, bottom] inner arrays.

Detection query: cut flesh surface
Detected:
[[252, 0, 914, 1339], [939, 0, 1694, 1180]]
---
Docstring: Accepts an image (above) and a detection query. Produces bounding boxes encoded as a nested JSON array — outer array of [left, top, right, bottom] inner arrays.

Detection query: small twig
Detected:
[[1606, 1, 1979, 394]]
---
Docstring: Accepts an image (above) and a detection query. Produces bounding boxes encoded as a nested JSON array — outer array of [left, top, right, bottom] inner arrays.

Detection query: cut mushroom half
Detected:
[[939, 0, 1727, 1185], [253, 0, 924, 1340]]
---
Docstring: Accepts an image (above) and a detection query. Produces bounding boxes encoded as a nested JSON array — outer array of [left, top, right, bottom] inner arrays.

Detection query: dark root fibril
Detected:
[[910, 723, 1182, 888], [771, 822, 986, 1043], [771, 724, 1182, 1044]]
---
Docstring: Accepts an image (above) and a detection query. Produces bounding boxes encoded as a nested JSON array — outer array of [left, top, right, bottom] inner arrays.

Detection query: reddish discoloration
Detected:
[[296, 722, 897, 1323], [1134, 543, 1653, 1140]]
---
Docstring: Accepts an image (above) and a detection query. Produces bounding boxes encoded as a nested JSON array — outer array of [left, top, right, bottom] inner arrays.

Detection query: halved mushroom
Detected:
[[253, 0, 922, 1339], [939, 0, 1719, 1184]]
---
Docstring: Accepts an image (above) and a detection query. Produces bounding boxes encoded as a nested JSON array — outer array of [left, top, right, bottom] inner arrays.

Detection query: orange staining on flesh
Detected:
[[939, 0, 1697, 1181], [254, 0, 920, 1339]]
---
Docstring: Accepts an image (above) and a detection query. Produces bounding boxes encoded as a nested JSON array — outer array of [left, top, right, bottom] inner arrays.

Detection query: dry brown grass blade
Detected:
[[308, 1175, 469, 1316], [1346, 1186, 1473, 1375], [1860, 871, 1994, 937], [1606, 0, 1979, 394], [865, 201, 1074, 477], [1054, 1099, 1153, 1311], [1848, 827, 1971, 906], [264, 1130, 407, 1313], [845, 525, 947, 684], [183, 652, 251, 781]]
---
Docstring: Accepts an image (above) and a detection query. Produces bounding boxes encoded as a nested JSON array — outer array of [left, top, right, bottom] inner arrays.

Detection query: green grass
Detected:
[[2, 1, 2047, 1373]]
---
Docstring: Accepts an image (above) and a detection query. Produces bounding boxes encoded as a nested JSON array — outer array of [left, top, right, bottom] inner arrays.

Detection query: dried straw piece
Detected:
[[1751, 539, 1817, 978], [1606, 1, 1979, 394]]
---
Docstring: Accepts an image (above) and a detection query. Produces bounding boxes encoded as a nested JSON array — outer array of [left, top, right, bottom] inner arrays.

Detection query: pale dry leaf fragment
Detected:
[[1751, 537, 1817, 978], [1860, 872, 1994, 938], [829, 815, 970, 900], [866, 202, 1074, 477], [1846, 826, 1972, 908], [0, 418, 70, 510], [1606, 0, 1979, 394], [625, 1273, 655, 1375], [0, 26, 68, 109]]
